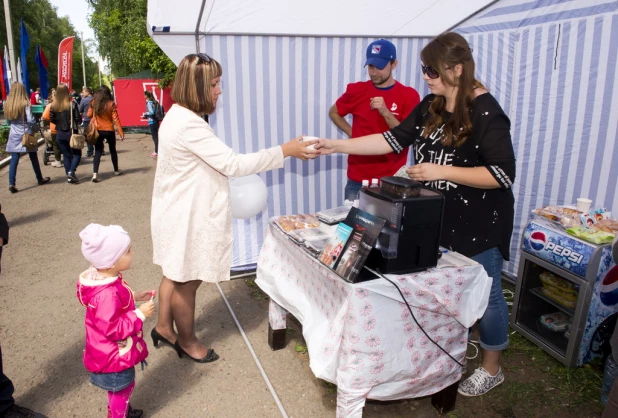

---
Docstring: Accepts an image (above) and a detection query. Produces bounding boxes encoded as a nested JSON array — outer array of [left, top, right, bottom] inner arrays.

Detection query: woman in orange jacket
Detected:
[[87, 85, 124, 183], [41, 89, 63, 167]]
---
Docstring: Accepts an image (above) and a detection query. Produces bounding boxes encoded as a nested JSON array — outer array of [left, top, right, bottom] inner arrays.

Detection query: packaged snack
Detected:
[[540, 312, 571, 332], [539, 271, 577, 294], [541, 287, 577, 309], [566, 226, 615, 244], [594, 218, 618, 235], [533, 206, 583, 228], [289, 228, 330, 243], [275, 214, 321, 232]]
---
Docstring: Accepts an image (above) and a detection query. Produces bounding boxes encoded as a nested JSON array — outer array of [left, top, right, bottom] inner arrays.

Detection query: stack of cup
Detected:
[[576, 198, 592, 213]]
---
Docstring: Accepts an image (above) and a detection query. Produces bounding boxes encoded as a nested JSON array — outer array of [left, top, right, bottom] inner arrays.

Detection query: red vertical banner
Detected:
[[57, 36, 74, 89]]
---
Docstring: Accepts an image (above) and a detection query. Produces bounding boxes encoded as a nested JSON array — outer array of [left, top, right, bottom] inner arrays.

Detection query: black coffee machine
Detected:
[[359, 177, 445, 275]]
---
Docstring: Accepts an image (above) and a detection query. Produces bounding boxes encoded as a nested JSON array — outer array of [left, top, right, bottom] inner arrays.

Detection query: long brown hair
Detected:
[[51, 84, 71, 112], [421, 32, 485, 147], [4, 82, 29, 120], [92, 85, 113, 115], [171, 54, 222, 115]]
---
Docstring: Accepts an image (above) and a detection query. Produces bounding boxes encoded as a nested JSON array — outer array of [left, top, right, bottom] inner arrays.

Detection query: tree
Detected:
[[0, 0, 100, 91], [88, 0, 176, 85]]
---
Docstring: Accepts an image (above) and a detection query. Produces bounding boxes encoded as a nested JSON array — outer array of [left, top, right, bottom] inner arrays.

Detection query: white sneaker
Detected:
[[51, 161, 63, 167], [114, 169, 123, 176], [457, 367, 504, 397]]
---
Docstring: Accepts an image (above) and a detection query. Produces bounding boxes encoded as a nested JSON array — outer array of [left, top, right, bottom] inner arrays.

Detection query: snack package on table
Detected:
[[566, 226, 615, 244], [533, 206, 583, 228], [275, 214, 321, 233], [594, 218, 618, 235]]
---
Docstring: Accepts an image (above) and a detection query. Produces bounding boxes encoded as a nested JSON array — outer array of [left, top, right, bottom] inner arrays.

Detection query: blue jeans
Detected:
[[90, 367, 135, 392], [344, 179, 363, 201], [149, 122, 159, 153], [56, 130, 82, 175], [8, 152, 43, 187], [470, 247, 509, 351]]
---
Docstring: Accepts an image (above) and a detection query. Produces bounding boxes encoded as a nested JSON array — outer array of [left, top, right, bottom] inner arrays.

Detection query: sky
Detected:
[[49, 0, 101, 64]]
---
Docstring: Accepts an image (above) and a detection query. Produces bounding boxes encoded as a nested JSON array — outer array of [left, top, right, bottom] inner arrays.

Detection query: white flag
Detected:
[[16, 57, 22, 83], [3, 46, 11, 82]]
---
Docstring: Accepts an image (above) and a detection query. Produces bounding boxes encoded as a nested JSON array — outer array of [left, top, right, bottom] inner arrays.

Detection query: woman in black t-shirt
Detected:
[[316, 32, 515, 397]]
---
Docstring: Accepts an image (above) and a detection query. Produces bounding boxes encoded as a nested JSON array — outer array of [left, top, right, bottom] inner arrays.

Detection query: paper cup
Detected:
[[302, 136, 319, 151], [576, 198, 592, 212]]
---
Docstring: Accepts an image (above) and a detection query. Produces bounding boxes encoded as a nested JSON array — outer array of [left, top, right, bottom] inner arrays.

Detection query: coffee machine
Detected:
[[359, 177, 445, 275]]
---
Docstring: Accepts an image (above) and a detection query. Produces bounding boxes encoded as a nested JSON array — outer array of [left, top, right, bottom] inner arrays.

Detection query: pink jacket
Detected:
[[76, 267, 148, 373]]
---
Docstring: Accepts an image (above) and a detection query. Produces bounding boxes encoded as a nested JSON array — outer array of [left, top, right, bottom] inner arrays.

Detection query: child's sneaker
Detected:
[[457, 367, 504, 396], [149, 152, 158, 158]]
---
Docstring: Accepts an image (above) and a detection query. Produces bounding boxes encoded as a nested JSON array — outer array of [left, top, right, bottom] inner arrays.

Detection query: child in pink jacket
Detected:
[[77, 224, 155, 418]]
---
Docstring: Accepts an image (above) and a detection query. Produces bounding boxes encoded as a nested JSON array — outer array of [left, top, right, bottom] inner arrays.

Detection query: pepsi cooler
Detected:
[[511, 219, 618, 367]]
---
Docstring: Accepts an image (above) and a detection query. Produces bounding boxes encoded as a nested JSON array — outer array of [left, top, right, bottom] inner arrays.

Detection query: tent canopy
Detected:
[[147, 0, 496, 63]]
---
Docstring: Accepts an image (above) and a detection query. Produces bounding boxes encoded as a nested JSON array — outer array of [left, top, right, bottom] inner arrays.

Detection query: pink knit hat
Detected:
[[79, 224, 131, 269]]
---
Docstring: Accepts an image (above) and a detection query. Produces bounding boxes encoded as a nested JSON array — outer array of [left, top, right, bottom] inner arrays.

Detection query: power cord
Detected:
[[363, 266, 466, 370]]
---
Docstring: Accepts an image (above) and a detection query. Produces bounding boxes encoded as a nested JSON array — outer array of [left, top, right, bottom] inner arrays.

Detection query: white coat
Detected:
[[151, 104, 284, 283]]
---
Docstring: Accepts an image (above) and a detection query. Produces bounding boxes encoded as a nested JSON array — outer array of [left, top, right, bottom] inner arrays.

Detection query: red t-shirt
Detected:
[[30, 92, 38, 105], [336, 80, 420, 182]]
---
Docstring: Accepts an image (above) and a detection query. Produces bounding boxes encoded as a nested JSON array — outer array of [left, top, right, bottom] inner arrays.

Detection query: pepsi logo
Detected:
[[530, 231, 547, 251], [600, 266, 618, 306]]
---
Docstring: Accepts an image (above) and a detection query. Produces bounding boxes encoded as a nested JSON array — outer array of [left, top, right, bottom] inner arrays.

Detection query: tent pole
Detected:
[[195, 0, 208, 53]]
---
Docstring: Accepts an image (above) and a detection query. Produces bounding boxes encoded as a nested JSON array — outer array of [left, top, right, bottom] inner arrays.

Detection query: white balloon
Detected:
[[229, 174, 268, 219]]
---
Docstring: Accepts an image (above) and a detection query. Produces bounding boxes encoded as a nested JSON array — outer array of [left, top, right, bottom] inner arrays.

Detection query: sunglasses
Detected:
[[197, 53, 212, 63], [421, 65, 440, 79]]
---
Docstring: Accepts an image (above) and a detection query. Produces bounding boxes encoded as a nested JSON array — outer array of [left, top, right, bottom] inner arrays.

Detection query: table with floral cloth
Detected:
[[256, 223, 491, 418]]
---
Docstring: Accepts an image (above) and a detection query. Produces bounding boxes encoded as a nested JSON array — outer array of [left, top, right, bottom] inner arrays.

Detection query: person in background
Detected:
[[29, 88, 40, 105], [42, 88, 63, 168], [70, 88, 81, 106], [317, 32, 515, 397], [80, 87, 94, 158], [329, 39, 420, 201], [50, 84, 83, 184], [0, 204, 43, 417], [4, 82, 51, 193], [150, 53, 318, 364], [87, 85, 124, 183], [142, 90, 159, 158]]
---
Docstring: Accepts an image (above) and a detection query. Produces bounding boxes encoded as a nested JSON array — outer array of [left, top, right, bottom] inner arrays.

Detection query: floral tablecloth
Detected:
[[256, 224, 491, 417]]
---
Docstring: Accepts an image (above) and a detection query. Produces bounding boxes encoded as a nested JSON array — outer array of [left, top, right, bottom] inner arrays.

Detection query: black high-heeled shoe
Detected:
[[150, 328, 174, 348], [174, 341, 219, 363]]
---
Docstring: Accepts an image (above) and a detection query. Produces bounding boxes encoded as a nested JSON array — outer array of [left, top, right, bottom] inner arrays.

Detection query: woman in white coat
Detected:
[[150, 53, 319, 363]]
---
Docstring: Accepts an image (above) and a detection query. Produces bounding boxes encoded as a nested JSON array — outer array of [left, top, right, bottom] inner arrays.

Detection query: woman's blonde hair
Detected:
[[171, 54, 222, 115], [421, 32, 485, 147], [48, 88, 56, 103], [4, 82, 29, 120], [51, 84, 71, 112]]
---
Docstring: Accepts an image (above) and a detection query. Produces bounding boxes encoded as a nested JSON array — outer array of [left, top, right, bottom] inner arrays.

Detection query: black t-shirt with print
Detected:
[[383, 93, 516, 260]]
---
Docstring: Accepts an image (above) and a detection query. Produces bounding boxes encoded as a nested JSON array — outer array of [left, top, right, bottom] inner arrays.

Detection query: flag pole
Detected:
[[81, 31, 86, 88], [3, 0, 17, 83]]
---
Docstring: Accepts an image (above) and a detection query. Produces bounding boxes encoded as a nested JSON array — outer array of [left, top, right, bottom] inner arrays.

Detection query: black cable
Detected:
[[363, 266, 465, 370]]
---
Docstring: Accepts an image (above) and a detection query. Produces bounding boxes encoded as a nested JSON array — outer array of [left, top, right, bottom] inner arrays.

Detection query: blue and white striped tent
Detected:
[[148, 0, 618, 277]]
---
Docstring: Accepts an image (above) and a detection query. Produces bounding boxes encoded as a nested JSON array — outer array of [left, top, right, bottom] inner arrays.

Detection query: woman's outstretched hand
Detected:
[[281, 136, 321, 160]]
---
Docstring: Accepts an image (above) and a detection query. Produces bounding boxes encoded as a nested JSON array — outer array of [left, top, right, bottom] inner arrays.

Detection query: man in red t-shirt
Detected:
[[329, 39, 420, 200], [29, 88, 40, 105]]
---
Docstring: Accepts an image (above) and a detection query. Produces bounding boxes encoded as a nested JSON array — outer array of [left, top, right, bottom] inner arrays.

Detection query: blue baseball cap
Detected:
[[365, 39, 397, 70]]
